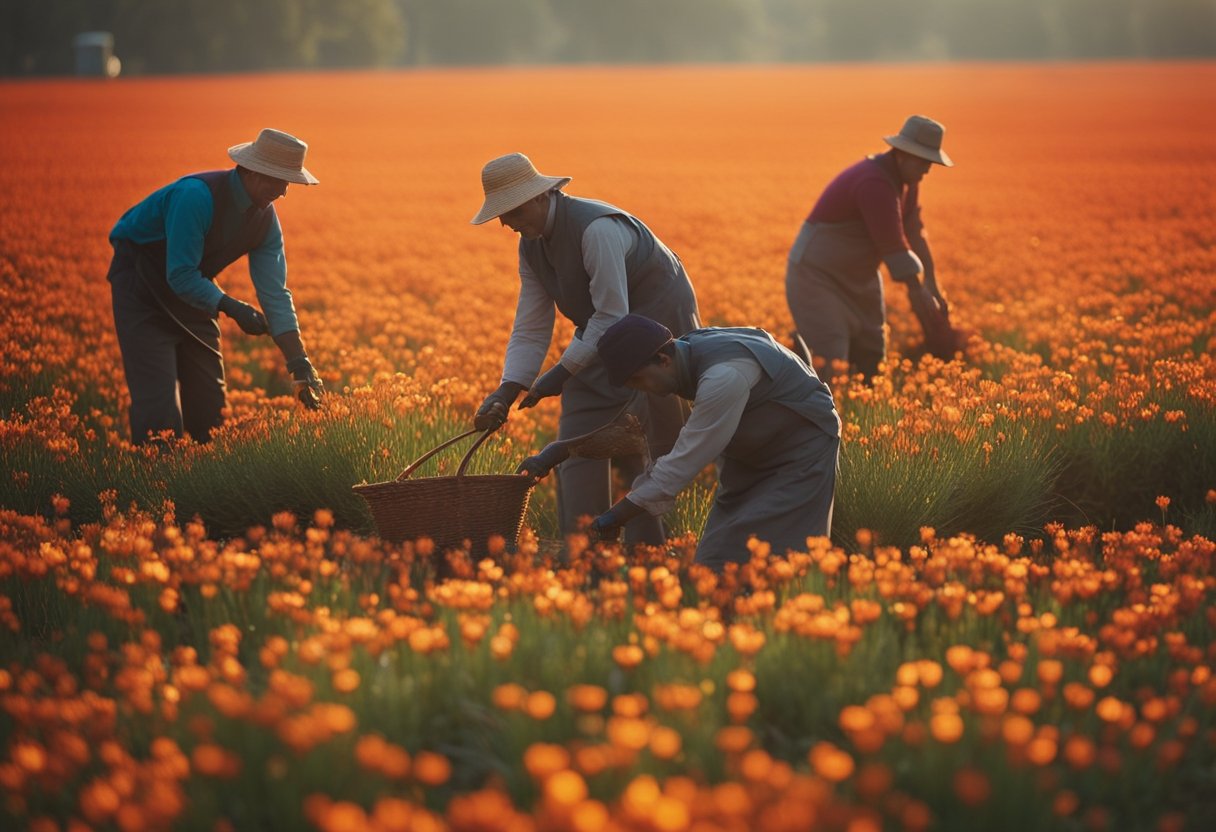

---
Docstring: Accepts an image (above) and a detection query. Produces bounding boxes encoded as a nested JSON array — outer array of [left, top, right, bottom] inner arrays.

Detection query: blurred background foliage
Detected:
[[2, 0, 1214, 76]]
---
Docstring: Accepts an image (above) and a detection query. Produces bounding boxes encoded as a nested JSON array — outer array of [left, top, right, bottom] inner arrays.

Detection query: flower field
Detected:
[[2, 62, 1215, 830]]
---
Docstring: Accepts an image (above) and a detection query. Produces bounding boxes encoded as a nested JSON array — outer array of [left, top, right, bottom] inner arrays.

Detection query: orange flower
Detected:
[[607, 716, 652, 751], [648, 725, 682, 760], [1037, 660, 1064, 686], [1095, 696, 1127, 723], [568, 684, 608, 712], [1001, 714, 1035, 746], [332, 668, 360, 694], [725, 669, 756, 692], [412, 751, 451, 786], [525, 690, 557, 720], [840, 705, 876, 734], [523, 743, 571, 781], [318, 801, 368, 832], [191, 743, 240, 778], [1062, 735, 1096, 769], [917, 660, 944, 688], [491, 683, 528, 711], [612, 644, 645, 670], [714, 726, 754, 754], [952, 768, 991, 806], [808, 741, 855, 782], [12, 740, 47, 773], [370, 797, 414, 832], [726, 691, 758, 722], [1026, 735, 1058, 766], [543, 769, 588, 808], [929, 713, 965, 744]]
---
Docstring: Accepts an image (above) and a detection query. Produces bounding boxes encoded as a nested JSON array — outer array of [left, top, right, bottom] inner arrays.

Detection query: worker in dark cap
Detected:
[[523, 313, 841, 570]]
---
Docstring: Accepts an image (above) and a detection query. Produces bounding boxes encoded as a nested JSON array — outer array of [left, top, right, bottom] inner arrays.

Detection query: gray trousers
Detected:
[[108, 242, 226, 444], [556, 360, 687, 546], [696, 403, 839, 571], [786, 221, 886, 379]]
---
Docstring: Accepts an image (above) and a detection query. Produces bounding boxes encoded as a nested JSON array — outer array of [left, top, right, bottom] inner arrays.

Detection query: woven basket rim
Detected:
[[353, 472, 533, 492]]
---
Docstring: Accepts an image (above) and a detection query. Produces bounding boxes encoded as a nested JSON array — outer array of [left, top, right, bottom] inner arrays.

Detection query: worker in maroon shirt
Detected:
[[786, 115, 953, 380]]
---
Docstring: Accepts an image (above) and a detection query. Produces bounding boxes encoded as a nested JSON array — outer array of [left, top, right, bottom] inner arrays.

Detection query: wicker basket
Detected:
[[353, 428, 534, 555]]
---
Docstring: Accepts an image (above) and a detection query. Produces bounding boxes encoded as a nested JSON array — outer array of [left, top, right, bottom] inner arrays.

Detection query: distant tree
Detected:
[[397, 0, 560, 65], [549, 0, 764, 63], [1141, 0, 1216, 57], [1, 0, 1214, 76], [301, 0, 406, 68], [1, 0, 96, 74]]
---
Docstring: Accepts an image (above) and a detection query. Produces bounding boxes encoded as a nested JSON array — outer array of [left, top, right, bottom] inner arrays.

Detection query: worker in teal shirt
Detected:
[[107, 128, 325, 444]]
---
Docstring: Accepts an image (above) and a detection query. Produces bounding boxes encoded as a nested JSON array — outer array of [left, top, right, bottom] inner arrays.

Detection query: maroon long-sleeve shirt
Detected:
[[806, 150, 923, 257]]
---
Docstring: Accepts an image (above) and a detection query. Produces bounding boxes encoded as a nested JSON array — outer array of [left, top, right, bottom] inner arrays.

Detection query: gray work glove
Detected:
[[286, 356, 324, 410], [475, 381, 525, 430], [519, 364, 572, 410], [218, 294, 269, 335]]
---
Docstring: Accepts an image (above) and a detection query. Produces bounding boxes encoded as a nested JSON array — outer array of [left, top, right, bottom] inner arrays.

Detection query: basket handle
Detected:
[[396, 427, 495, 482]]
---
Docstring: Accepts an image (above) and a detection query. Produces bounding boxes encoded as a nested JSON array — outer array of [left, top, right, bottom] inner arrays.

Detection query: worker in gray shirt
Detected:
[[471, 153, 701, 546], [520, 314, 840, 570]]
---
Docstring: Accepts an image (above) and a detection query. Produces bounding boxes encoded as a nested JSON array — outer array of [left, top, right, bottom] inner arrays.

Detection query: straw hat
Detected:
[[598, 315, 674, 387], [228, 128, 319, 185], [471, 153, 570, 224], [883, 115, 953, 167]]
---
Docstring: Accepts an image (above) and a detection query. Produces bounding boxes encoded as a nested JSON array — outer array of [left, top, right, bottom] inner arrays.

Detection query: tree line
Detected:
[[2, 0, 1213, 76]]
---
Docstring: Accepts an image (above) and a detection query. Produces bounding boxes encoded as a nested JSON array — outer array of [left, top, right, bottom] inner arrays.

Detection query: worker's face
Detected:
[[896, 151, 934, 185], [624, 353, 679, 396], [244, 171, 290, 209], [498, 193, 550, 239]]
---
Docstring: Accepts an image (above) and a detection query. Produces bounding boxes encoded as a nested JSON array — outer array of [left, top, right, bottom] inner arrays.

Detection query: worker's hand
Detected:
[[218, 294, 269, 336], [589, 498, 646, 542], [519, 364, 572, 410], [907, 282, 944, 326], [287, 356, 324, 410], [589, 514, 622, 542], [515, 443, 570, 480], [475, 381, 526, 431], [923, 279, 950, 317]]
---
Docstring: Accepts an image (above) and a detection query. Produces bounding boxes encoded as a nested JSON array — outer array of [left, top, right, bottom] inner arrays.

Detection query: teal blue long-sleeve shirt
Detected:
[[110, 168, 300, 336]]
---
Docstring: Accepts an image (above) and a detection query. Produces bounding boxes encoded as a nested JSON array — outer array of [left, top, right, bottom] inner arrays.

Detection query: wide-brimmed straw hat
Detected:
[[598, 315, 675, 387], [471, 153, 570, 224], [883, 115, 953, 167], [228, 128, 319, 185]]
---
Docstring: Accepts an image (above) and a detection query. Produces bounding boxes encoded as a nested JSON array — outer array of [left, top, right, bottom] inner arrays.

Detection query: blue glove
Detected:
[[518, 364, 572, 409]]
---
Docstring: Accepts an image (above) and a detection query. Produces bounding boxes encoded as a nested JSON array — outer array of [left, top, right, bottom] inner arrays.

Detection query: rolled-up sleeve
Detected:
[[628, 358, 761, 514], [247, 213, 300, 336]]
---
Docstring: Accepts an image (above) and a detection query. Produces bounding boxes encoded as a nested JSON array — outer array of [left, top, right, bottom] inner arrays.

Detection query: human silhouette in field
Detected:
[[539, 314, 839, 571], [107, 129, 325, 445], [471, 152, 701, 546], [786, 115, 961, 381]]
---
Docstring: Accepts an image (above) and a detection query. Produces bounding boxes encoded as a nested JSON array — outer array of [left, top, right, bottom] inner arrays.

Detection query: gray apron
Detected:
[[785, 220, 886, 377], [696, 401, 839, 570]]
